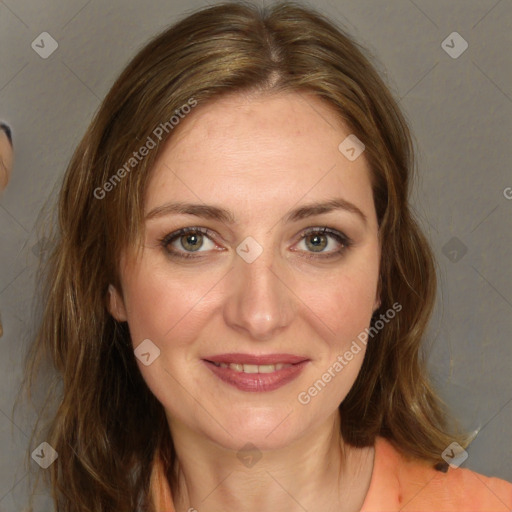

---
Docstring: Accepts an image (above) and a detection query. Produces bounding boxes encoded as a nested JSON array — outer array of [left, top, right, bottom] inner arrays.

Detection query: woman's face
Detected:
[[0, 129, 13, 192], [109, 92, 381, 450]]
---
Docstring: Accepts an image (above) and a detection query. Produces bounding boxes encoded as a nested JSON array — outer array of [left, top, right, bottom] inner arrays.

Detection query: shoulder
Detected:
[[361, 436, 512, 512], [149, 452, 175, 511]]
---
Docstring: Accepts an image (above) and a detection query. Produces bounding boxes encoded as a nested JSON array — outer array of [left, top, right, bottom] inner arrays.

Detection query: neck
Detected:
[[167, 412, 374, 512]]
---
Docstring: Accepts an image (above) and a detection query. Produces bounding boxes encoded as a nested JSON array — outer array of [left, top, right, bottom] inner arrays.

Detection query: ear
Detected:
[[373, 273, 382, 312], [108, 284, 128, 322]]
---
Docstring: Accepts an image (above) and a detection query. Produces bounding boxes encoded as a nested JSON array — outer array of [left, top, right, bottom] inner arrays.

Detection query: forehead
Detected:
[[144, 91, 375, 223]]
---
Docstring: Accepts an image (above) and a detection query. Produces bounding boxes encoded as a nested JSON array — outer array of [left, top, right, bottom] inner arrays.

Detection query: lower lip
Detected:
[[203, 360, 309, 392]]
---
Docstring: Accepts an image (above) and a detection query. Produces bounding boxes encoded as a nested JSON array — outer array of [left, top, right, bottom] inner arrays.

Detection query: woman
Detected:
[[0, 122, 13, 192], [22, 1, 512, 511], [0, 122, 13, 339]]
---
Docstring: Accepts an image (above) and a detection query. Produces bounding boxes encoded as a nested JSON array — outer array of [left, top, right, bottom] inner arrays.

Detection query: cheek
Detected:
[[295, 254, 380, 347], [121, 261, 219, 348]]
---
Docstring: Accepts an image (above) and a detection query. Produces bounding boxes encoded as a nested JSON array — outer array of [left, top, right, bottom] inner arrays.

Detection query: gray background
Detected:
[[0, 0, 511, 510]]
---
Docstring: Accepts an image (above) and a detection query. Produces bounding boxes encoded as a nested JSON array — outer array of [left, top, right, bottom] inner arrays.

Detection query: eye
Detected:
[[293, 227, 352, 259], [159, 227, 218, 259], [159, 226, 352, 261]]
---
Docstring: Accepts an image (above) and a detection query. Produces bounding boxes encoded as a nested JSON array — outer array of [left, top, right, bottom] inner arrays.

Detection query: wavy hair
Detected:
[[20, 1, 471, 510]]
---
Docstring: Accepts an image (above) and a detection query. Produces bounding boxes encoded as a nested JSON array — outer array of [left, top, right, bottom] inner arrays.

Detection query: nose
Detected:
[[223, 242, 295, 341]]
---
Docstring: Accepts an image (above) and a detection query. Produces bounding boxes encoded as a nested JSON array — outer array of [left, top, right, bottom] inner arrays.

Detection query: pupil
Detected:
[[183, 233, 202, 251], [308, 234, 326, 252]]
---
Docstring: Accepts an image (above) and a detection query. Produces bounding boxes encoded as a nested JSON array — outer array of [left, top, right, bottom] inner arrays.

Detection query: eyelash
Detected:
[[158, 226, 353, 261]]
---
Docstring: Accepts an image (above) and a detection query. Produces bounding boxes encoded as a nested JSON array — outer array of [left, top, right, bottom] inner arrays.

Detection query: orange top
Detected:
[[149, 436, 512, 511]]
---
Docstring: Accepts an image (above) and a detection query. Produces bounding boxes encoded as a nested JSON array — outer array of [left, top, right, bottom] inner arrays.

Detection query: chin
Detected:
[[204, 407, 304, 450]]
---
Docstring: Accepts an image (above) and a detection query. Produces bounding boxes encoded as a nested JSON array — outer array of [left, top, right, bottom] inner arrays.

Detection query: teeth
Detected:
[[258, 364, 277, 373], [211, 362, 293, 373]]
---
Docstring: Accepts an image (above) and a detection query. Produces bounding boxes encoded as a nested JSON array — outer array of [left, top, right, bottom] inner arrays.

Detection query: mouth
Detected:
[[207, 361, 294, 373], [204, 353, 308, 371], [202, 353, 310, 392]]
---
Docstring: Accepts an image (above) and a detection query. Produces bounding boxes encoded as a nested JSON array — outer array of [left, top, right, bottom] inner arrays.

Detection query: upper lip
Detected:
[[204, 353, 308, 365]]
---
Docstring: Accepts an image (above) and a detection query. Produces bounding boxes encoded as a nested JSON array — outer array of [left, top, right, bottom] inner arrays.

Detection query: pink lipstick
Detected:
[[203, 353, 309, 392]]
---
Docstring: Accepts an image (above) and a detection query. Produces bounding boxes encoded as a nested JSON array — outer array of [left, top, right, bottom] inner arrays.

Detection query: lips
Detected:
[[204, 353, 308, 365], [202, 353, 310, 391]]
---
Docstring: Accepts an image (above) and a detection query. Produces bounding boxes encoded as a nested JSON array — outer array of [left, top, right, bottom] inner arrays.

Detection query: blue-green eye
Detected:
[[294, 227, 352, 259], [159, 227, 216, 259], [159, 226, 352, 260]]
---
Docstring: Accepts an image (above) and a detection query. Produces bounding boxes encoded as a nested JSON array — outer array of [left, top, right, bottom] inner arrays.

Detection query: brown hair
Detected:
[[20, 1, 471, 510]]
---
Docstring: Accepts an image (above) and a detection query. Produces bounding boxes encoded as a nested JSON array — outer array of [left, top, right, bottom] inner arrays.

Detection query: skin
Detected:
[[0, 127, 8, 338], [0, 129, 13, 192], [109, 91, 381, 512]]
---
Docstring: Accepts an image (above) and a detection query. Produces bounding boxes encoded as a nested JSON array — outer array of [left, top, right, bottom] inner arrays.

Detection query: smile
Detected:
[[209, 361, 293, 373], [203, 358, 309, 392]]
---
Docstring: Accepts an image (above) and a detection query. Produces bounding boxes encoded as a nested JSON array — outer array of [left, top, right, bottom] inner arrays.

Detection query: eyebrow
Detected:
[[145, 198, 367, 226]]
